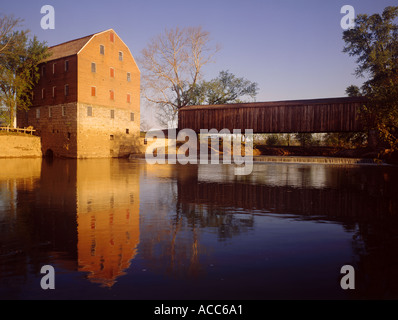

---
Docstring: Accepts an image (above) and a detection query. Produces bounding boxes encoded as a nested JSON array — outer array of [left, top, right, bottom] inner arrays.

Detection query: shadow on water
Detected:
[[0, 158, 398, 299]]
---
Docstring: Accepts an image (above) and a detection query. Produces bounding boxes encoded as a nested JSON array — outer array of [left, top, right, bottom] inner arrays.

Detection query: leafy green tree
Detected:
[[342, 6, 398, 151], [188, 70, 259, 105], [345, 85, 362, 97], [0, 27, 49, 127]]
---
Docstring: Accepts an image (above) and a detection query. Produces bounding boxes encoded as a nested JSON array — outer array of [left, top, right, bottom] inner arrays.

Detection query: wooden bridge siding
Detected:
[[179, 99, 365, 133]]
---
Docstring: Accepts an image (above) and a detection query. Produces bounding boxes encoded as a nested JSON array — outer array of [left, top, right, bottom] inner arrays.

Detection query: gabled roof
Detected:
[[43, 29, 139, 71], [44, 34, 94, 61]]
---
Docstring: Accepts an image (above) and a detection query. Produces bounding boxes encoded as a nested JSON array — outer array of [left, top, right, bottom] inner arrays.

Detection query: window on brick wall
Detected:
[[65, 60, 69, 72], [36, 108, 40, 119], [49, 107, 52, 118], [110, 67, 114, 78], [110, 110, 115, 119], [64, 84, 69, 96], [126, 128, 129, 134], [62, 106, 66, 117], [91, 62, 96, 73], [127, 93, 131, 103], [110, 90, 114, 100], [100, 44, 105, 55], [127, 72, 131, 82], [41, 88, 45, 99], [52, 63, 56, 74], [52, 86, 56, 98], [91, 86, 96, 97], [87, 106, 93, 117], [130, 112, 134, 121], [119, 51, 123, 61]]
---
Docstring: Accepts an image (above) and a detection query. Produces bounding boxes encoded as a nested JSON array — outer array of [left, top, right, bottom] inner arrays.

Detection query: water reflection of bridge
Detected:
[[176, 164, 397, 220]]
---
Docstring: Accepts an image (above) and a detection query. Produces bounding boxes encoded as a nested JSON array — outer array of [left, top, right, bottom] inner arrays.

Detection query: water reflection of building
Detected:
[[76, 159, 140, 287], [0, 158, 140, 291]]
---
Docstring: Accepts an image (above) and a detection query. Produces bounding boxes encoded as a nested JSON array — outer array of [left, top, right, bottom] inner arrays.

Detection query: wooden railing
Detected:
[[0, 126, 36, 135]]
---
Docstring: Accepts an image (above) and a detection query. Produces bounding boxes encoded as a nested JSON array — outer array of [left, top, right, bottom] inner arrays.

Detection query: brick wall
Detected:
[[33, 55, 78, 107], [17, 30, 141, 159]]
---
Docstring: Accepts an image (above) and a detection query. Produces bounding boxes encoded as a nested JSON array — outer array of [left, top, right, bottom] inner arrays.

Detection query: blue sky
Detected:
[[2, 0, 396, 125]]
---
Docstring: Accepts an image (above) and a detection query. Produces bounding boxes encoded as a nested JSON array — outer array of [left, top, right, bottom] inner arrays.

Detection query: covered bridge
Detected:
[[178, 97, 367, 133]]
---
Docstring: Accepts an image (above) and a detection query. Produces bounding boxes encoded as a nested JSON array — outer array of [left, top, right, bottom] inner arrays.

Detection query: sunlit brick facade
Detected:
[[17, 29, 141, 158]]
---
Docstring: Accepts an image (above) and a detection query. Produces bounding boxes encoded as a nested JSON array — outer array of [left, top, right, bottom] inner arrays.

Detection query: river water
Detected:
[[0, 158, 397, 300]]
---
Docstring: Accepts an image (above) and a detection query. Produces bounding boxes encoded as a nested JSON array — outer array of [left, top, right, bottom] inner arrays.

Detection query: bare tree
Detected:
[[0, 14, 23, 55], [139, 26, 220, 128]]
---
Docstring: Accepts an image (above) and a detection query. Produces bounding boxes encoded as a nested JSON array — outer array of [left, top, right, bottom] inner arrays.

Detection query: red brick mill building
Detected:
[[17, 29, 141, 158]]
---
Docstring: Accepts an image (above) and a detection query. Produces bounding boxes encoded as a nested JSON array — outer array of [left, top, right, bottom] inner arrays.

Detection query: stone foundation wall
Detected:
[[77, 103, 142, 158], [0, 135, 42, 158], [18, 102, 78, 157]]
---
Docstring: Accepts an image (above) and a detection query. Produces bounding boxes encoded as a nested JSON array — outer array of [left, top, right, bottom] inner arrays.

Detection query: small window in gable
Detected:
[[119, 51, 123, 61], [100, 45, 105, 55], [110, 32, 114, 43]]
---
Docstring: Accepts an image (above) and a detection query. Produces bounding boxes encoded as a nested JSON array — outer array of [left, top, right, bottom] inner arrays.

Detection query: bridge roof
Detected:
[[180, 96, 367, 111]]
